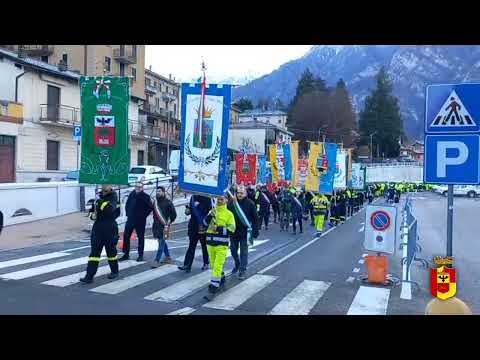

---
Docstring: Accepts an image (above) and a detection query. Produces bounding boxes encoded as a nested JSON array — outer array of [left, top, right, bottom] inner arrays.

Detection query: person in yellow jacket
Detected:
[[311, 193, 330, 237], [205, 194, 236, 297]]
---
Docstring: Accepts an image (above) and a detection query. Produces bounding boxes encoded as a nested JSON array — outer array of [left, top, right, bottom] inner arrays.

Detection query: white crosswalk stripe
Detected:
[[268, 280, 331, 315], [42, 260, 143, 287], [0, 256, 90, 280], [166, 307, 196, 315], [203, 274, 278, 311], [347, 286, 390, 315], [90, 265, 178, 295], [0, 252, 71, 270]]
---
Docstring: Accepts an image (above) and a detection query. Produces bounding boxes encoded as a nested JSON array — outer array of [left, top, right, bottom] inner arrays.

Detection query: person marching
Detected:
[[291, 190, 304, 235], [227, 186, 259, 279], [205, 195, 236, 297], [150, 186, 177, 268], [271, 188, 280, 223], [80, 185, 120, 284], [179, 194, 211, 273], [279, 185, 293, 232], [305, 190, 315, 226], [311, 192, 329, 237], [255, 185, 271, 230]]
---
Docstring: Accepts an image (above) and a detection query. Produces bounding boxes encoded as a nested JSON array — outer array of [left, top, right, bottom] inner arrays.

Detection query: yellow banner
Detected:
[[305, 142, 322, 192], [291, 141, 299, 186], [269, 144, 279, 183]]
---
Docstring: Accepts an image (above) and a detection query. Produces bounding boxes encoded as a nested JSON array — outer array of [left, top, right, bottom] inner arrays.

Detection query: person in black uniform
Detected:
[[178, 194, 212, 273], [305, 190, 315, 226], [80, 184, 119, 284]]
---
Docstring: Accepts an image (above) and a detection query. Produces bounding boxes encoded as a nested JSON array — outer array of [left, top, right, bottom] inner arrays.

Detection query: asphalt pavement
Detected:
[[0, 196, 442, 315]]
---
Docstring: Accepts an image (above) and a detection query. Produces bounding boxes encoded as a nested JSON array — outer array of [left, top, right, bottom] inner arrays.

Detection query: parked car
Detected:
[[63, 170, 79, 181], [128, 166, 172, 186], [433, 185, 480, 198]]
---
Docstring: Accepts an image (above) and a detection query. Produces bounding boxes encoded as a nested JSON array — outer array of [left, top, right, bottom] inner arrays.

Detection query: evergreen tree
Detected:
[[234, 98, 253, 112], [273, 98, 287, 111], [330, 79, 357, 148], [359, 66, 404, 158], [256, 98, 270, 111]]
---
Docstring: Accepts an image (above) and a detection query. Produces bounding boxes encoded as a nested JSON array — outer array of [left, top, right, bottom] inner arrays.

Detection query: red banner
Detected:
[[298, 159, 308, 185], [267, 182, 278, 193], [236, 153, 257, 185]]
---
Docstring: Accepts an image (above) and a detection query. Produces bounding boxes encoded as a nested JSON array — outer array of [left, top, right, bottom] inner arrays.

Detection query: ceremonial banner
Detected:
[[269, 144, 279, 183], [235, 153, 257, 185], [347, 148, 353, 184], [79, 76, 130, 185], [282, 143, 292, 181], [305, 142, 322, 192], [320, 143, 338, 193], [297, 159, 308, 186], [351, 163, 366, 190], [258, 155, 267, 184], [179, 82, 232, 195], [334, 150, 347, 189], [291, 141, 299, 186]]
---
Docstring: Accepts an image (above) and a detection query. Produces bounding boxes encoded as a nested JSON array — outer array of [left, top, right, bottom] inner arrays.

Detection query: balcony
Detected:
[[0, 100, 23, 124], [113, 47, 137, 64], [129, 120, 179, 146], [18, 45, 54, 57], [145, 83, 157, 94], [39, 104, 79, 127]]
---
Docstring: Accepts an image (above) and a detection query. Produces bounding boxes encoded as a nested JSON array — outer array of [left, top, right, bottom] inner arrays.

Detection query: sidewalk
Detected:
[[0, 212, 91, 251]]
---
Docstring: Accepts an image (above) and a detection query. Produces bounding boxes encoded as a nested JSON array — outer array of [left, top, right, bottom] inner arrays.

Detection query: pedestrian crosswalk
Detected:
[[0, 240, 394, 315]]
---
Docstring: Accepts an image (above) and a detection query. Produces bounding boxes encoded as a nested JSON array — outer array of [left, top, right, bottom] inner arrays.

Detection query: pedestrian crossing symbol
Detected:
[[430, 90, 476, 128]]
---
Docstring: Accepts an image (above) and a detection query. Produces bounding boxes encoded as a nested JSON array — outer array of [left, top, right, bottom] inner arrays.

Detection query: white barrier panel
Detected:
[[366, 166, 423, 183]]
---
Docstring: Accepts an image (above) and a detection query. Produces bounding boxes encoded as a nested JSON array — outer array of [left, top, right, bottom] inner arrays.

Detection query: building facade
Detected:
[[238, 110, 288, 129], [140, 68, 181, 170]]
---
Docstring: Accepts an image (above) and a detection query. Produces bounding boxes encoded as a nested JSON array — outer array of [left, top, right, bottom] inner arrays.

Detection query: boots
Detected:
[[160, 256, 173, 265]]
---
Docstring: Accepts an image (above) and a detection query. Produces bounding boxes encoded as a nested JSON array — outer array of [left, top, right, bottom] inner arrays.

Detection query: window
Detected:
[[62, 53, 68, 66], [132, 45, 137, 57], [153, 80, 157, 88], [146, 78, 151, 86], [174, 104, 177, 117], [41, 55, 48, 63], [155, 98, 160, 108], [278, 119, 282, 124], [104, 56, 111, 72], [47, 140, 60, 171], [165, 86, 169, 94], [131, 68, 136, 82], [120, 63, 125, 76], [129, 167, 146, 174], [137, 150, 144, 165]]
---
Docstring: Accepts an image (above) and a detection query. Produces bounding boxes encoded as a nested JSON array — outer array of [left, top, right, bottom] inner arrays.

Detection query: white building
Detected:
[[0, 48, 144, 183], [238, 110, 288, 130]]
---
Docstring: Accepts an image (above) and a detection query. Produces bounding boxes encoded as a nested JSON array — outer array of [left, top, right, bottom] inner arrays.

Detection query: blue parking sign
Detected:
[[73, 126, 82, 140], [424, 134, 480, 184]]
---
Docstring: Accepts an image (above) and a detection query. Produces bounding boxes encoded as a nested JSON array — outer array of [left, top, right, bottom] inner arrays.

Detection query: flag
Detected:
[[235, 153, 257, 185], [291, 141, 299, 186], [269, 144, 279, 183], [320, 143, 338, 193], [305, 142, 322, 192], [282, 143, 292, 181], [258, 155, 266, 183]]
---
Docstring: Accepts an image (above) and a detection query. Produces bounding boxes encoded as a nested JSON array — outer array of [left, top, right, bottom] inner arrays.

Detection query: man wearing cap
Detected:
[[205, 195, 236, 295], [80, 185, 120, 284], [227, 185, 259, 279]]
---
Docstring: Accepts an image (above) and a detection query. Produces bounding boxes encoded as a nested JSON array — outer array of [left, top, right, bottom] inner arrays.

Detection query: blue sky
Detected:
[[145, 45, 313, 84]]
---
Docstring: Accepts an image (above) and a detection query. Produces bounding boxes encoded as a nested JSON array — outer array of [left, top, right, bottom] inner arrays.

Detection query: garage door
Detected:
[[0, 135, 15, 183]]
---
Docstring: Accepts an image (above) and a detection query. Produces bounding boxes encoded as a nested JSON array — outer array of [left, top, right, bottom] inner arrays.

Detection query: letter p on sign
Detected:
[[436, 141, 469, 178]]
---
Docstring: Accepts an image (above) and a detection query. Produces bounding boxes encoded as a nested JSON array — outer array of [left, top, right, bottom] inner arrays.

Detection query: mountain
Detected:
[[233, 45, 480, 140]]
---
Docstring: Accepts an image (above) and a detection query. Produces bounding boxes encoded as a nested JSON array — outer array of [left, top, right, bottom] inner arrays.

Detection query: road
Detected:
[[0, 193, 466, 315]]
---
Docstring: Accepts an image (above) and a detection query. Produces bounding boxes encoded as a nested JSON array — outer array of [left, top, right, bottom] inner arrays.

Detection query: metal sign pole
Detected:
[[447, 184, 454, 267]]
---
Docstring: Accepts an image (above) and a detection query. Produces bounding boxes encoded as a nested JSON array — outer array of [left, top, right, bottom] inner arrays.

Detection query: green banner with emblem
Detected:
[[79, 76, 130, 185]]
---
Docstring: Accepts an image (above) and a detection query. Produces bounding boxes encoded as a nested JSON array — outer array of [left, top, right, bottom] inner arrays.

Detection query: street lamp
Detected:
[[317, 124, 328, 142], [162, 93, 176, 173], [369, 131, 378, 162]]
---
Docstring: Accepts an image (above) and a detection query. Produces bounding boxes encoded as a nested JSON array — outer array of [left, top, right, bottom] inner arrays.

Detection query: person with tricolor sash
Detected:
[[227, 185, 259, 279], [150, 186, 177, 268]]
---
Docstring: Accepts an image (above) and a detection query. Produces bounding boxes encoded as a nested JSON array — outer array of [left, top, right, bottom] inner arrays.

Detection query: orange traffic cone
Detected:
[[117, 230, 138, 251], [365, 254, 388, 285]]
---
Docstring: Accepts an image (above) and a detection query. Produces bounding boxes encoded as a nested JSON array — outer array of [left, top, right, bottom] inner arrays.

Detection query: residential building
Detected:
[[141, 67, 181, 170], [0, 46, 151, 181], [230, 104, 241, 124], [400, 140, 424, 162], [238, 110, 288, 130]]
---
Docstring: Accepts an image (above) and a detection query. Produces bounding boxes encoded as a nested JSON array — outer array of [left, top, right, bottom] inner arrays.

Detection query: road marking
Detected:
[[0, 256, 90, 280], [358, 226, 365, 232], [0, 252, 70, 270], [90, 265, 178, 295], [59, 246, 91, 252], [203, 274, 278, 311], [353, 268, 360, 273], [166, 307, 196, 315], [148, 240, 269, 302], [42, 260, 143, 287], [347, 286, 391, 315], [258, 229, 334, 274], [358, 259, 365, 264], [268, 280, 330, 315], [346, 276, 355, 283]]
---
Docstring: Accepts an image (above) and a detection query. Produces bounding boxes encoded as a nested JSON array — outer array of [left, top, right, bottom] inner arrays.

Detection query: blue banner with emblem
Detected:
[[258, 155, 266, 184], [319, 143, 338, 193], [282, 143, 292, 181]]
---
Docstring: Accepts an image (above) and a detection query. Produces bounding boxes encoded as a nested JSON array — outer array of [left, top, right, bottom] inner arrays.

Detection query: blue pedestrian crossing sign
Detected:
[[426, 83, 480, 133], [73, 126, 82, 141]]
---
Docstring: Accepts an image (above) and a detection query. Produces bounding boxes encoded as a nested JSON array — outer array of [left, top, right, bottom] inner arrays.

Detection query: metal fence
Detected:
[[399, 197, 429, 284]]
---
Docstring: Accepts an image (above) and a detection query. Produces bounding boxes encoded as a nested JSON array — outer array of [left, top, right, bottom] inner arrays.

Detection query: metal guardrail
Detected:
[[399, 196, 429, 284]]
